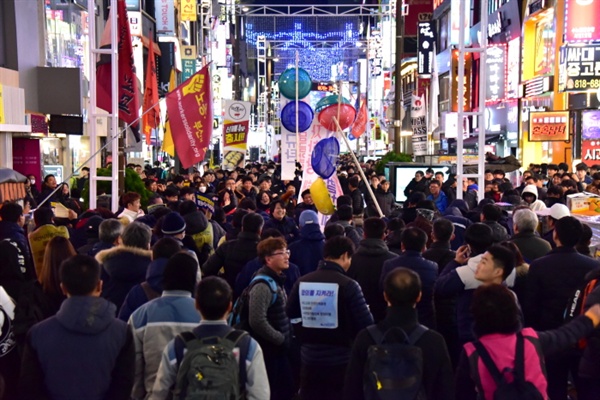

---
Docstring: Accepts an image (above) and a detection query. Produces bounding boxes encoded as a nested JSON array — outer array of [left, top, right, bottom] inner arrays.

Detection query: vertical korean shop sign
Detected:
[[180, 0, 197, 21], [181, 46, 197, 82], [565, 0, 600, 42], [222, 100, 250, 171]]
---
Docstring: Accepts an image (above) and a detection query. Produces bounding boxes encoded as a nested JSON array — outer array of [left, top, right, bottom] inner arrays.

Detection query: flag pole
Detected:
[[332, 116, 383, 217], [295, 51, 299, 149]]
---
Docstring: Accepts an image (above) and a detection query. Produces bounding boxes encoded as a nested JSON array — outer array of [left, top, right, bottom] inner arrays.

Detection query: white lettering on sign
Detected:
[[299, 282, 339, 329]]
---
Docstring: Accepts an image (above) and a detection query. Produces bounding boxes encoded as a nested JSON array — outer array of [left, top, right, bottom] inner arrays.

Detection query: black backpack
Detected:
[[473, 332, 544, 400], [564, 277, 599, 349], [363, 324, 428, 400]]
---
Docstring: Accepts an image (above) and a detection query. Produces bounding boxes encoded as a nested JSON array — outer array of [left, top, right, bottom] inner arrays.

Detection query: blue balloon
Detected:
[[348, 133, 356, 140], [280, 101, 314, 133], [311, 137, 340, 179]]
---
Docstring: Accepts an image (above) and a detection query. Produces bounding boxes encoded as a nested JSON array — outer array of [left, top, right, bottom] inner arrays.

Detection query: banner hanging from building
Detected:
[[165, 64, 212, 168], [417, 21, 436, 76], [222, 100, 251, 171], [154, 0, 175, 35], [410, 95, 427, 156]]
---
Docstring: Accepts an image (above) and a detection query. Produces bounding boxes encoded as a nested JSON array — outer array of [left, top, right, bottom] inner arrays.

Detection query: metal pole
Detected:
[[333, 116, 384, 217], [393, 0, 403, 154], [87, 0, 98, 209], [109, 0, 119, 212], [478, 0, 489, 202], [456, 0, 466, 200]]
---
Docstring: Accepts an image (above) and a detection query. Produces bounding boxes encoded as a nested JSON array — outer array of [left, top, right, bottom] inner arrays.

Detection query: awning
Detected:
[[140, 36, 162, 56], [451, 134, 502, 148]]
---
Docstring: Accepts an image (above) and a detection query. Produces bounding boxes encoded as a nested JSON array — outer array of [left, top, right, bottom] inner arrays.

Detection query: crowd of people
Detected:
[[1, 157, 600, 399]]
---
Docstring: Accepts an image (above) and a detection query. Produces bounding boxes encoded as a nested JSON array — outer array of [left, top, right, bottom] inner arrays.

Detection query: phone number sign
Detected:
[[559, 44, 600, 92]]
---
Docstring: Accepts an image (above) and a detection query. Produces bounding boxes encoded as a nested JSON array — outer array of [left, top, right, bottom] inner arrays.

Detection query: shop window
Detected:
[[45, 3, 89, 78], [439, 12, 449, 52], [533, 13, 554, 76]]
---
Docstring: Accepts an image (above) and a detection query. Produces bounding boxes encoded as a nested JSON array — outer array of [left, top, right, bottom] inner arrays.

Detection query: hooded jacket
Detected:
[[118, 258, 170, 321], [288, 223, 325, 276], [522, 184, 547, 211], [20, 296, 135, 400], [96, 246, 153, 310]]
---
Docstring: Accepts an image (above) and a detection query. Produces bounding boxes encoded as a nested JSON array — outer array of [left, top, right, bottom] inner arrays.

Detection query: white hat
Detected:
[[550, 203, 570, 220]]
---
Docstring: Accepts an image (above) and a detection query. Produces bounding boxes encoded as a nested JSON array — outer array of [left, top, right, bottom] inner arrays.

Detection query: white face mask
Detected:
[[30, 180, 35, 185], [199, 186, 207, 193], [268, 169, 275, 174]]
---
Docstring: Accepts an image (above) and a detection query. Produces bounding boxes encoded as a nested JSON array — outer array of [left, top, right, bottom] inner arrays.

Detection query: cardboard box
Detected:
[[567, 193, 600, 215]]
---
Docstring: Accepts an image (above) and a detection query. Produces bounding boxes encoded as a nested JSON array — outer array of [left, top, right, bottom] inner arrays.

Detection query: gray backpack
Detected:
[[173, 330, 249, 400]]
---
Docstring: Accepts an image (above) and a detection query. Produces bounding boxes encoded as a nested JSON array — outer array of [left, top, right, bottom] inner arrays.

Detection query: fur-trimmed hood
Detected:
[[95, 245, 152, 265]]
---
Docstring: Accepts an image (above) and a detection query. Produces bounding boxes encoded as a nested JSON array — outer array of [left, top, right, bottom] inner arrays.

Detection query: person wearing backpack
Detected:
[[242, 237, 294, 400], [344, 267, 453, 400], [150, 276, 269, 400], [577, 272, 600, 400], [287, 236, 374, 400], [523, 216, 600, 400], [455, 284, 600, 400], [128, 252, 201, 400]]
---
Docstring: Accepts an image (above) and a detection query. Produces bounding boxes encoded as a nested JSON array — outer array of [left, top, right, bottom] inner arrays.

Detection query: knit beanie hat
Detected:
[[161, 212, 186, 235], [299, 210, 319, 227]]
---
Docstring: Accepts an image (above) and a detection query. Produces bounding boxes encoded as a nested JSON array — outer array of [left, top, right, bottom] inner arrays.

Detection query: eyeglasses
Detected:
[[270, 249, 290, 257]]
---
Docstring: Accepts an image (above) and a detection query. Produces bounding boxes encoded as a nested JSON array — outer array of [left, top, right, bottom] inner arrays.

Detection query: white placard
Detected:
[[299, 282, 339, 329]]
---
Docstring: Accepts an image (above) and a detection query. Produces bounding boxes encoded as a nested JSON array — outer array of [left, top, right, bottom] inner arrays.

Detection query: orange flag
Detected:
[[142, 35, 160, 145]]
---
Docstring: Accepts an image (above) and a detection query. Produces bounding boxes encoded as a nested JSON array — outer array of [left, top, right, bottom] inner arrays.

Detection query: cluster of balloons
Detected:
[[277, 68, 357, 215]]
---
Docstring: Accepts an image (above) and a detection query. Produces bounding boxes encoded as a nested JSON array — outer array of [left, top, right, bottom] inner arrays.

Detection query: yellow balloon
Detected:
[[310, 177, 335, 215]]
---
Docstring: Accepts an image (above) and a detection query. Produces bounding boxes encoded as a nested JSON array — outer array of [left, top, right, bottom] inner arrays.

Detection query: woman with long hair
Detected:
[[38, 236, 76, 316]]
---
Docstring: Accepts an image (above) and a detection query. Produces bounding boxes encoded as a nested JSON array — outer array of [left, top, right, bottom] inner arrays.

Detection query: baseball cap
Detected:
[[550, 203, 570, 220]]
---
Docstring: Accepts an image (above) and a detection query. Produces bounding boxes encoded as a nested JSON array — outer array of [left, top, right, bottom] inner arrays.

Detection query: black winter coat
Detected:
[[524, 246, 600, 331], [344, 306, 454, 400], [96, 246, 153, 310], [347, 239, 398, 323], [202, 231, 261, 289]]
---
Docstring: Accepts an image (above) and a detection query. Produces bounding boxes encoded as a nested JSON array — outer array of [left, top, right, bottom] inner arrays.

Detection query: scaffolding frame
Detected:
[[456, 0, 488, 201], [87, 0, 120, 212]]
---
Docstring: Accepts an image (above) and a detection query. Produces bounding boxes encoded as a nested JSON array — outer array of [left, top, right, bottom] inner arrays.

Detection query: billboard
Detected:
[[529, 111, 570, 142], [565, 0, 600, 42]]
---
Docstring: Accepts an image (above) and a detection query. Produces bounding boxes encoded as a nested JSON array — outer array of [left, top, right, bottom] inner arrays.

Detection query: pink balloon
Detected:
[[318, 104, 356, 131]]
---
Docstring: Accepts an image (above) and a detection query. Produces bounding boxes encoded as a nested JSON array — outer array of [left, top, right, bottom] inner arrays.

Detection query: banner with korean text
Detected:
[[298, 121, 344, 229], [222, 100, 251, 171], [410, 94, 428, 156], [165, 64, 212, 168]]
